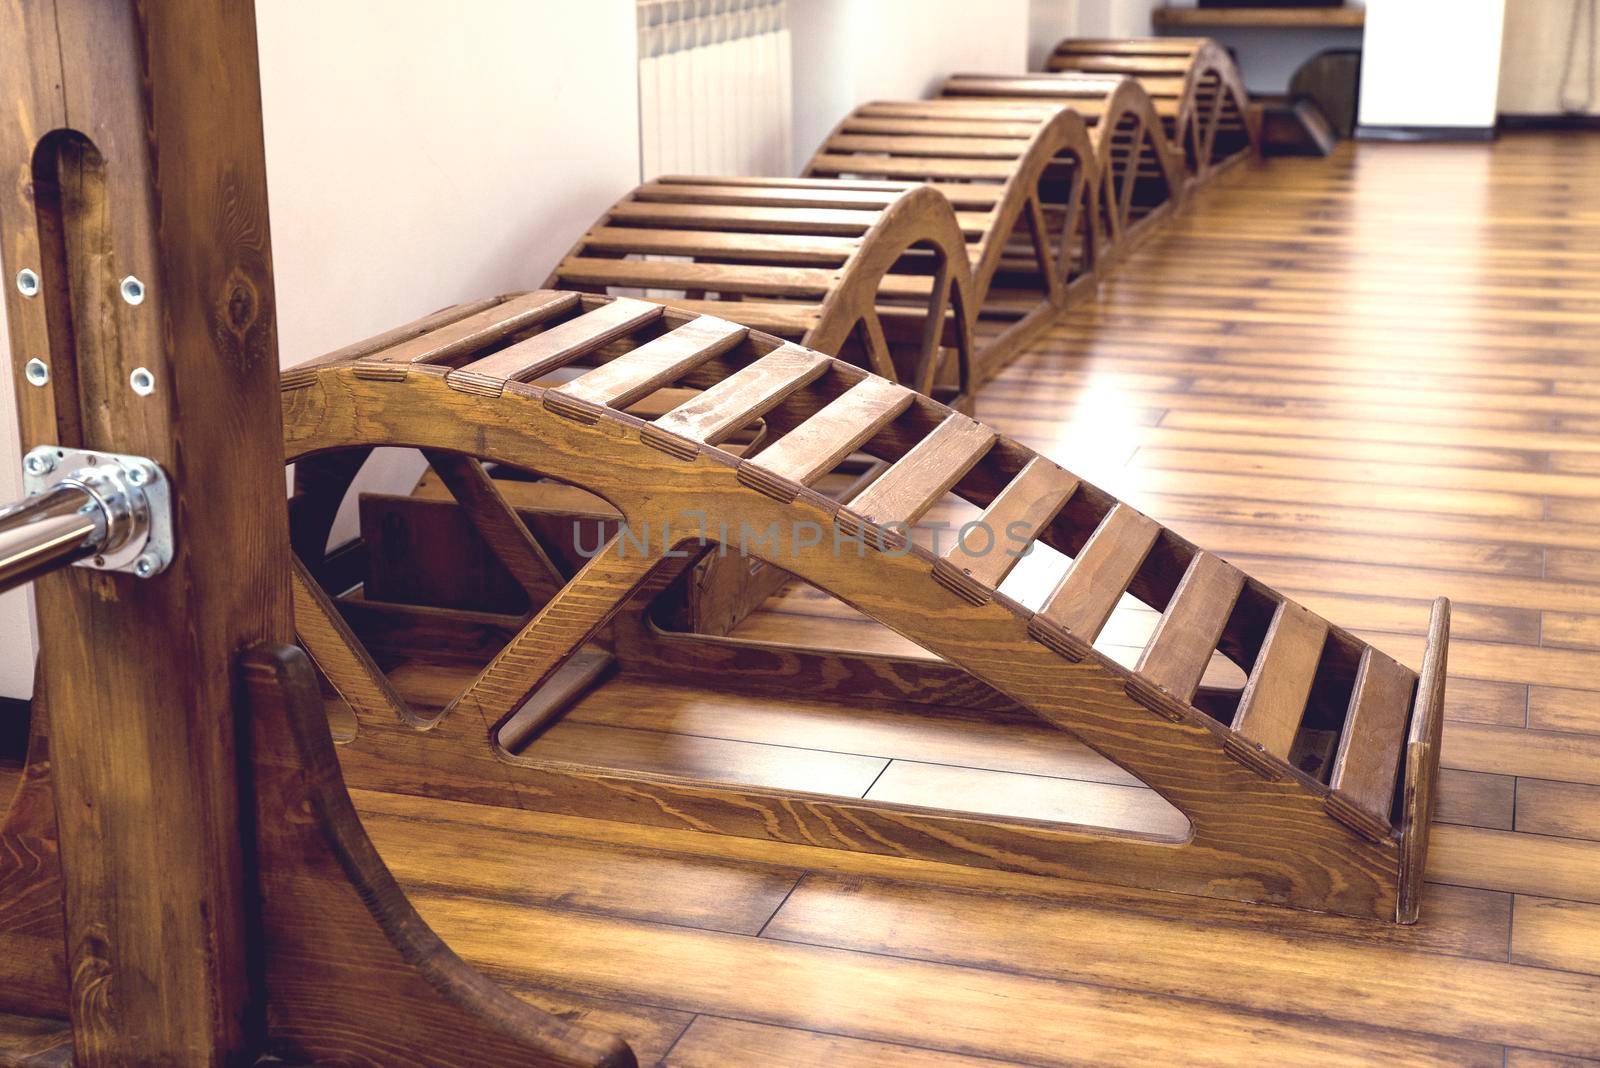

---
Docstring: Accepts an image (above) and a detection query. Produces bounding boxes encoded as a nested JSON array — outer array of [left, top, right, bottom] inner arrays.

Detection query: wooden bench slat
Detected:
[[953, 211, 1000, 237], [1135, 551, 1244, 703], [654, 174, 916, 192], [925, 183, 1009, 208], [1232, 600, 1329, 760], [448, 298, 663, 389], [656, 300, 961, 349], [1051, 39, 1203, 57], [653, 344, 832, 445], [858, 100, 1068, 121], [556, 257, 839, 299], [303, 297, 502, 370], [1037, 504, 1160, 642], [359, 291, 579, 369], [943, 457, 1079, 589], [808, 154, 1020, 181], [822, 133, 1033, 160], [607, 201, 879, 236], [944, 75, 1125, 101], [959, 94, 1180, 121], [554, 317, 749, 409], [634, 182, 902, 210], [663, 299, 821, 338], [754, 378, 915, 486], [846, 414, 997, 527], [840, 116, 1051, 139], [1112, 75, 1188, 98], [577, 227, 858, 266], [874, 273, 940, 300], [1050, 55, 1194, 74], [1329, 648, 1418, 826]]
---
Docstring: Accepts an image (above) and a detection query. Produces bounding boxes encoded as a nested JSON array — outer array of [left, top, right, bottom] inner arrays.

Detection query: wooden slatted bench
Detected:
[[546, 177, 978, 411], [802, 99, 1102, 378], [1043, 36, 1261, 183], [933, 73, 1186, 264], [283, 291, 1452, 924]]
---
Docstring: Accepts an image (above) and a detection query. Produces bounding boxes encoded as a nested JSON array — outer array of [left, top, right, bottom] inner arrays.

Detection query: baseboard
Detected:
[[1498, 113, 1600, 131], [1354, 125, 1495, 143], [0, 696, 28, 763]]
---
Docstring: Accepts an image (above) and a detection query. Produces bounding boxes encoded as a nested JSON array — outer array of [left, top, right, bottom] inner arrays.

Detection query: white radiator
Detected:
[[638, 0, 793, 180]]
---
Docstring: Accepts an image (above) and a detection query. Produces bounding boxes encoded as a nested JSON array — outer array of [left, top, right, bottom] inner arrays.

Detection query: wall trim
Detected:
[[1498, 113, 1600, 131], [1354, 125, 1496, 143]]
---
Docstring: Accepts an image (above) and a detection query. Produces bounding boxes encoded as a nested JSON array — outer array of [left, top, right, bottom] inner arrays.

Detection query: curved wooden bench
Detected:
[[935, 74, 1184, 264], [546, 177, 977, 410], [802, 100, 1100, 379], [283, 291, 1451, 923], [1043, 37, 1261, 183]]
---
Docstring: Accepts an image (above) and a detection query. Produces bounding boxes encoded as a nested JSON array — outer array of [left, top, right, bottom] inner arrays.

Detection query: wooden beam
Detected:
[[0, 1, 288, 1061]]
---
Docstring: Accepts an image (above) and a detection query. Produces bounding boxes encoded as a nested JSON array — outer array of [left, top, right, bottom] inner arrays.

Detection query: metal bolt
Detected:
[[129, 367, 155, 396], [15, 269, 40, 298], [126, 462, 151, 487], [120, 275, 146, 305], [23, 358, 49, 387], [133, 554, 160, 579], [23, 452, 54, 477]]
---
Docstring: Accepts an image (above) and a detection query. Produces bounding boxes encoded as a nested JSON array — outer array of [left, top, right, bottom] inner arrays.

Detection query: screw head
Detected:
[[23, 358, 48, 387], [133, 554, 160, 579], [23, 452, 54, 477], [126, 463, 151, 487], [129, 367, 155, 396], [15, 269, 40, 298], [120, 276, 146, 305]]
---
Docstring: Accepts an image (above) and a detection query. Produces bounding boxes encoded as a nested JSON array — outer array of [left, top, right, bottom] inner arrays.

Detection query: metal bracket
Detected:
[[21, 447, 174, 578]]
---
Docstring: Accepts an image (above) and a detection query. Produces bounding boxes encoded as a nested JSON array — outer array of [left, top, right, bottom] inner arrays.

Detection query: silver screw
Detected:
[[24, 452, 54, 477], [133, 554, 160, 579], [15, 269, 40, 298], [129, 367, 155, 396], [120, 276, 146, 305], [23, 358, 49, 387], [126, 462, 152, 487]]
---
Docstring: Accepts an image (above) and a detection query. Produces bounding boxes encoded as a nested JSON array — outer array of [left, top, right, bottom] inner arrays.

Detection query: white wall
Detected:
[[258, 0, 640, 365], [1499, 0, 1600, 115], [1359, 0, 1508, 129], [1073, 0, 1164, 40], [1029, 0, 1080, 69], [792, 0, 1029, 160], [0, 0, 642, 698], [1026, 0, 1166, 66]]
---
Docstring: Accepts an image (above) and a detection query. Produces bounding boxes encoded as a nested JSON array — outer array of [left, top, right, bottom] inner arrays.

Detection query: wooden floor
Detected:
[[14, 131, 1600, 1064], [350, 132, 1600, 1065]]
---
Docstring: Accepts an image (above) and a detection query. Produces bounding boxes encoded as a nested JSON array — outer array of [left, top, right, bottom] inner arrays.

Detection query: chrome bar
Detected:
[[0, 482, 107, 593]]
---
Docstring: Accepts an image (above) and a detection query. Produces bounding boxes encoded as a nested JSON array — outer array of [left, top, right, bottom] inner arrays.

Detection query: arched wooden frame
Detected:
[[803, 100, 1102, 382], [1044, 36, 1262, 183], [935, 74, 1186, 265], [547, 179, 977, 411], [282, 292, 1450, 924]]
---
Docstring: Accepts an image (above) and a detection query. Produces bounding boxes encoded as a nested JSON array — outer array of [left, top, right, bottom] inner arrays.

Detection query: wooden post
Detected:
[[0, 1, 287, 1061], [1, 4, 637, 1063]]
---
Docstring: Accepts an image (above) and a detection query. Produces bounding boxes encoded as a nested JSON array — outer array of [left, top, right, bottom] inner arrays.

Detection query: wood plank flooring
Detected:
[[349, 133, 1600, 1064]]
